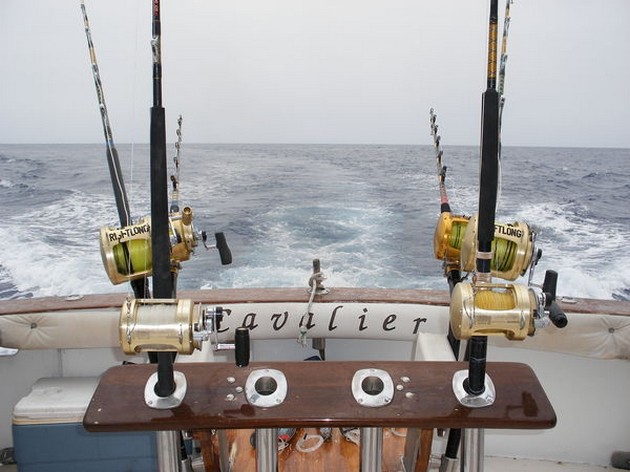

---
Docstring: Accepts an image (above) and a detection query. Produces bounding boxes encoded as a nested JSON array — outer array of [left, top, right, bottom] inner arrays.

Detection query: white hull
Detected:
[[1, 288, 629, 468]]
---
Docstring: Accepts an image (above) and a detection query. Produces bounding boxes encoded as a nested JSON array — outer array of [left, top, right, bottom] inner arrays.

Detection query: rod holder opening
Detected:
[[245, 369, 287, 408], [362, 376, 385, 396], [254, 376, 278, 396], [352, 368, 394, 407]]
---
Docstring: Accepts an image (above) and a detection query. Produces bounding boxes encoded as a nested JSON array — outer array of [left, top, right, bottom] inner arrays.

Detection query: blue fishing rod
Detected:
[[80, 0, 147, 298]]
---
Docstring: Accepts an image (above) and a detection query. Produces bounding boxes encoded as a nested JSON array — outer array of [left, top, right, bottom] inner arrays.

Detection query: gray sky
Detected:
[[1, 0, 628, 147]]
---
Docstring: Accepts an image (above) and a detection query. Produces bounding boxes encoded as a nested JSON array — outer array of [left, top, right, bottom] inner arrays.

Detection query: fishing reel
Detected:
[[120, 298, 249, 365], [433, 212, 469, 265], [449, 270, 568, 341], [100, 206, 232, 285], [433, 212, 537, 281], [120, 298, 249, 409]]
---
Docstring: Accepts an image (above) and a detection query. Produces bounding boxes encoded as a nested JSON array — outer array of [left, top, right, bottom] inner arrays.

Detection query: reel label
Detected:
[[106, 222, 151, 243]]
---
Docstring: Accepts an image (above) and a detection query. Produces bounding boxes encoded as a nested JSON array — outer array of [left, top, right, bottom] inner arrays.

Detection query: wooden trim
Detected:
[[2, 288, 629, 316]]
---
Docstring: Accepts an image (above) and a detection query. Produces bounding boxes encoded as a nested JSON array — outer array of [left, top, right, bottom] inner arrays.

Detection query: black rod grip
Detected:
[[235, 327, 250, 367], [476, 88, 500, 275], [215, 232, 232, 265], [150, 105, 172, 298], [154, 351, 176, 397], [464, 336, 487, 396]]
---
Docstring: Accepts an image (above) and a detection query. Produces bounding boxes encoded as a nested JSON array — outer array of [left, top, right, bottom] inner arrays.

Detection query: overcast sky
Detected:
[[1, 0, 628, 147]]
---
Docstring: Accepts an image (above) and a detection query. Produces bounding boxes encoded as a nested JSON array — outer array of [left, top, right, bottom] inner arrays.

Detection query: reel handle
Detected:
[[542, 270, 568, 328], [201, 231, 233, 265], [235, 327, 250, 367], [215, 232, 232, 265], [547, 301, 568, 329]]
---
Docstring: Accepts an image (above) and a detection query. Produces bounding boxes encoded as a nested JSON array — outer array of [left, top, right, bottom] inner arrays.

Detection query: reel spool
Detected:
[[449, 282, 537, 341], [120, 298, 204, 354], [433, 212, 469, 264], [100, 207, 198, 285]]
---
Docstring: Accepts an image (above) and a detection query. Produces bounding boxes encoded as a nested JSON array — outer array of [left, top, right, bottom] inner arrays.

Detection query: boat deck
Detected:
[[0, 457, 614, 471], [193, 428, 616, 471]]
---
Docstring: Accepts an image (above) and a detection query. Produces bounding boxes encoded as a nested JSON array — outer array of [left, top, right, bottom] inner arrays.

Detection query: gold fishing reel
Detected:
[[450, 267, 569, 341], [449, 282, 537, 341], [120, 298, 204, 354], [460, 214, 535, 281], [100, 207, 198, 285], [434, 212, 536, 281], [433, 212, 469, 264], [119, 298, 249, 362]]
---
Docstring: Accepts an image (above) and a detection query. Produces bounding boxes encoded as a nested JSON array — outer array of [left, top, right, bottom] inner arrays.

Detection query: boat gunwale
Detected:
[[1, 287, 628, 317]]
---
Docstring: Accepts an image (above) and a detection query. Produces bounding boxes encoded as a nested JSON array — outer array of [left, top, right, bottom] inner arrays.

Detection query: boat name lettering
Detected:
[[216, 305, 428, 334]]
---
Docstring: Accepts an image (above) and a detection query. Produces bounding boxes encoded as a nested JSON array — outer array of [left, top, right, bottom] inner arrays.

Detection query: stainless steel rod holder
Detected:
[[360, 427, 383, 472]]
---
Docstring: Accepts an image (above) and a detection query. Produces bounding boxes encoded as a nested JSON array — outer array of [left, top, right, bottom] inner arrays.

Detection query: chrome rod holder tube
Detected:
[[156, 430, 179, 472], [461, 428, 484, 472], [360, 427, 383, 472], [255, 428, 278, 472]]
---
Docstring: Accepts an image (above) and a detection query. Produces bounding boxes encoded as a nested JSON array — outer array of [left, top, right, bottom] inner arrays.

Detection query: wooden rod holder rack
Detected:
[[84, 361, 555, 471]]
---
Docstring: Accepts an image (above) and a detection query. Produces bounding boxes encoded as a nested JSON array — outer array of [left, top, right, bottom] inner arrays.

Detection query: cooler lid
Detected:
[[13, 377, 100, 425]]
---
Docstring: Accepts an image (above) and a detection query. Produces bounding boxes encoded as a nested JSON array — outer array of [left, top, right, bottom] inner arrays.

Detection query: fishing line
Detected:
[[496, 0, 514, 217]]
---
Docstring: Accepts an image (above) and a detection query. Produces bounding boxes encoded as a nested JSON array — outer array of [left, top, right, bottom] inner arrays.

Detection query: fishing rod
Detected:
[[169, 115, 183, 214], [498, 0, 512, 127], [439, 2, 567, 468], [429, 110, 465, 368], [462, 0, 501, 402], [429, 109, 452, 215], [85, 8, 236, 470], [430, 110, 537, 287], [446, 0, 566, 444], [430, 109, 466, 290], [150, 0, 172, 302], [498, 0, 513, 158], [80, 0, 148, 299], [147, 3, 184, 470], [80, 0, 131, 227]]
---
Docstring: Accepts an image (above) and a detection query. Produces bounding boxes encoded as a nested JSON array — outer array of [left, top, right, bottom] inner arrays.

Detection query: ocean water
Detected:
[[0, 143, 628, 301]]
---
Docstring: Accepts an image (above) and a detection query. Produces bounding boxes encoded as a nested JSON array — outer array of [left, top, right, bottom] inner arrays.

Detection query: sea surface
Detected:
[[0, 143, 628, 301]]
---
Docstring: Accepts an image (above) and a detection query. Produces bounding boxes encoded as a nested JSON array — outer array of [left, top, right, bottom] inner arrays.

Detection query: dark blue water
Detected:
[[0, 143, 628, 301]]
